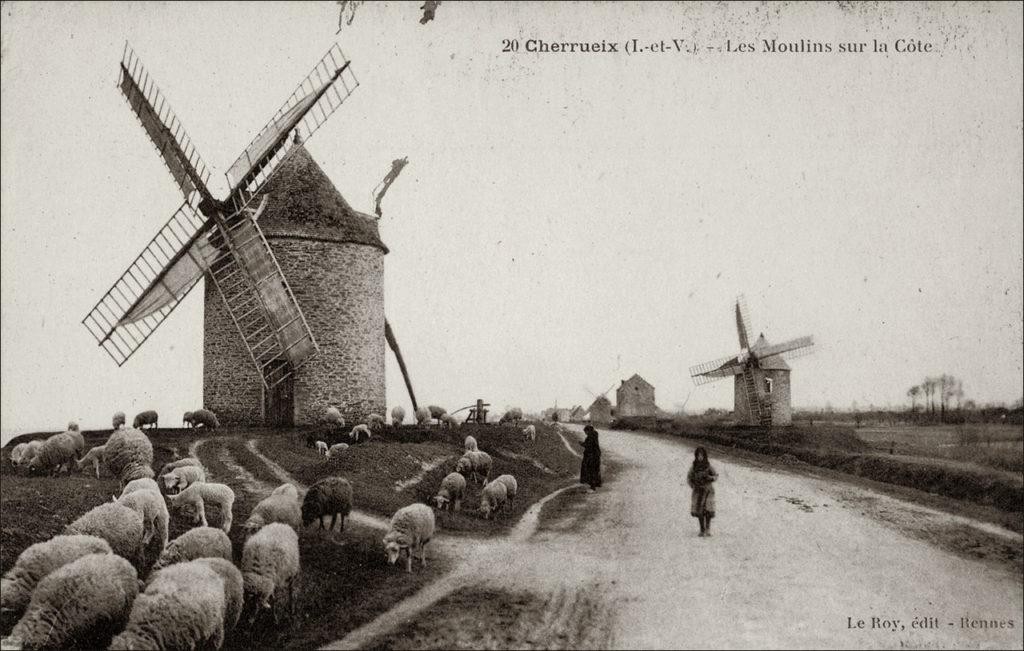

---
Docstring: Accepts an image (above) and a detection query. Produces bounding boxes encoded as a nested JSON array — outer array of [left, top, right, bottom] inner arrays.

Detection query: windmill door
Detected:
[[264, 360, 294, 427]]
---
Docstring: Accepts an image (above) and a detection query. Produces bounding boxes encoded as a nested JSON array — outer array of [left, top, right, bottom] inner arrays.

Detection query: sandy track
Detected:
[[328, 426, 1023, 650]]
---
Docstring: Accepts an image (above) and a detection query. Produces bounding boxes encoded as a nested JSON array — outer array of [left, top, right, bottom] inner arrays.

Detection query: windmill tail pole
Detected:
[[385, 319, 418, 412]]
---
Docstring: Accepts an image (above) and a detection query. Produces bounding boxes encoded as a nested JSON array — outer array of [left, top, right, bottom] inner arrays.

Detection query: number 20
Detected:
[[502, 39, 519, 52]]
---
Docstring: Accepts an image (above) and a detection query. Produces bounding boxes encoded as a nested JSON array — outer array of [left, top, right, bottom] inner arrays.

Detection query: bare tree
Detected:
[[907, 385, 921, 413]]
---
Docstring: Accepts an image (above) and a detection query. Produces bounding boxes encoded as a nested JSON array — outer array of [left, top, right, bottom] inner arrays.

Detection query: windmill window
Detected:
[[764, 378, 773, 394]]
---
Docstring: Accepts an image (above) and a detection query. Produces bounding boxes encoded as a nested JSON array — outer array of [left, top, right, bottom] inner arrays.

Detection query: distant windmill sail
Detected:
[[373, 157, 409, 217]]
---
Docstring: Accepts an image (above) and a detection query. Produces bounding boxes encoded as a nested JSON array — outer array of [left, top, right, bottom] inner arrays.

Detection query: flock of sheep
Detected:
[[1, 404, 541, 649]]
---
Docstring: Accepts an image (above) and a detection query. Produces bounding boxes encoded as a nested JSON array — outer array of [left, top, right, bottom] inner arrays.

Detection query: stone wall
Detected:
[[732, 369, 792, 426], [203, 238, 385, 426]]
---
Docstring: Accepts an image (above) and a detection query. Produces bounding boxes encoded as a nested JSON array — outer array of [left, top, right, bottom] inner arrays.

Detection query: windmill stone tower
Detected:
[[204, 145, 388, 426]]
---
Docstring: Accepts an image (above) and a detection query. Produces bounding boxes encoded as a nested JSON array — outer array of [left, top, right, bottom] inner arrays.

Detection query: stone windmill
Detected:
[[583, 384, 615, 426], [82, 43, 417, 426], [689, 296, 814, 427]]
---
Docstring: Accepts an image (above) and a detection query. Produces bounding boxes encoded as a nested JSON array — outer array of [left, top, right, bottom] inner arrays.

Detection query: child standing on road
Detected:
[[687, 447, 718, 537]]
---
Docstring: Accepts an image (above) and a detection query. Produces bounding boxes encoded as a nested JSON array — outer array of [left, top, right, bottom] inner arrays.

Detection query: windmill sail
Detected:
[[82, 203, 214, 366], [753, 335, 814, 361], [118, 45, 213, 204], [735, 295, 752, 350], [225, 43, 359, 213], [689, 354, 745, 384]]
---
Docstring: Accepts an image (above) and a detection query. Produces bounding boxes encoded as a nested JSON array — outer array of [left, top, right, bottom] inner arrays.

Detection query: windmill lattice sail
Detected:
[[226, 43, 359, 214]]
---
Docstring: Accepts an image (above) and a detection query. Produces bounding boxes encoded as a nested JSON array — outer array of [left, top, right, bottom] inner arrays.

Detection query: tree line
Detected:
[[906, 374, 967, 423]]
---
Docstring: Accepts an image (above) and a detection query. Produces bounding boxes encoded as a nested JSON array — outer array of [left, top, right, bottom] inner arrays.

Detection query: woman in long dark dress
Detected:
[[579, 425, 603, 491], [687, 446, 718, 536]]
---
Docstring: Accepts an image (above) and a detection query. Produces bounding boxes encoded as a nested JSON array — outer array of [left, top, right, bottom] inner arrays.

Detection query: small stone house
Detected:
[[616, 374, 657, 417]]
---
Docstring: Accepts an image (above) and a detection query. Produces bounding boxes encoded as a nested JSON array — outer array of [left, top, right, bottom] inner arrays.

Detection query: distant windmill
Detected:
[[82, 43, 407, 426], [583, 383, 616, 426], [689, 296, 814, 427]]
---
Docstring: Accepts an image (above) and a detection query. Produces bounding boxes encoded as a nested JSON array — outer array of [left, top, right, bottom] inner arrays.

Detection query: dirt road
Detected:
[[329, 426, 1023, 649]]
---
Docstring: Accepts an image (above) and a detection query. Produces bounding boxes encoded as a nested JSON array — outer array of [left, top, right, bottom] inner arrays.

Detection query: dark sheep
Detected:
[[132, 410, 159, 430], [301, 477, 353, 532]]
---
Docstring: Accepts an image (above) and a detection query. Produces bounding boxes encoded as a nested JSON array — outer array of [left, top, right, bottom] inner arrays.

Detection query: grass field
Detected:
[[0, 421, 581, 649], [855, 424, 1023, 472]]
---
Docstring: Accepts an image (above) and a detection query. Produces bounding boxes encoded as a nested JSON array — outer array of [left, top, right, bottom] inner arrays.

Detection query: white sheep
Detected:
[[301, 477, 353, 532], [463, 435, 478, 452], [456, 450, 492, 486], [479, 480, 508, 519], [243, 483, 301, 534], [327, 443, 349, 459], [64, 502, 146, 572], [8, 442, 28, 469], [132, 409, 159, 429], [493, 474, 519, 512], [112, 411, 126, 429], [109, 560, 231, 650], [184, 408, 219, 429], [76, 444, 107, 478], [120, 476, 161, 497], [157, 456, 203, 479], [65, 421, 85, 458], [162, 464, 206, 494], [1, 553, 137, 651], [0, 535, 112, 615], [391, 405, 406, 425], [241, 522, 300, 624], [117, 487, 170, 562], [104, 427, 155, 487], [315, 440, 328, 456], [523, 424, 537, 442], [440, 413, 460, 429], [325, 406, 345, 428], [367, 413, 386, 432], [432, 472, 467, 512], [166, 481, 236, 533], [349, 423, 372, 443], [414, 406, 432, 425], [152, 527, 233, 572], [383, 503, 435, 573], [427, 405, 447, 425], [193, 557, 244, 636], [26, 432, 78, 475], [13, 440, 44, 472]]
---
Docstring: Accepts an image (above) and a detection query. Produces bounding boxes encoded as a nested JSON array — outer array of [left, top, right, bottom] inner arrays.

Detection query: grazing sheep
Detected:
[[500, 407, 523, 424], [12, 440, 43, 472], [117, 487, 170, 559], [493, 474, 519, 511], [315, 440, 328, 455], [367, 413, 386, 432], [8, 442, 28, 469], [64, 503, 146, 572], [112, 411, 126, 429], [325, 406, 345, 428], [440, 413, 460, 429], [193, 557, 244, 635], [157, 456, 203, 479], [26, 433, 78, 475], [391, 405, 406, 425], [480, 480, 508, 519], [301, 477, 353, 532], [243, 483, 301, 534], [109, 560, 230, 650], [456, 450, 493, 486], [241, 523, 300, 624], [120, 476, 161, 497], [152, 527, 233, 572], [1, 554, 137, 651], [349, 424, 372, 443], [0, 535, 112, 615], [427, 405, 447, 425], [133, 410, 159, 430], [65, 422, 85, 458], [523, 424, 537, 442], [432, 472, 467, 512], [464, 435, 478, 452], [166, 482, 236, 533], [383, 503, 435, 573], [76, 444, 107, 478], [414, 406, 432, 425], [104, 427, 155, 487], [184, 408, 219, 429], [162, 464, 206, 494], [182, 411, 194, 428], [326, 443, 349, 459]]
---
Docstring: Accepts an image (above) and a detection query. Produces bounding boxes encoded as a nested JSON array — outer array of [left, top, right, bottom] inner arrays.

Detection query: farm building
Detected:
[[204, 146, 388, 426], [588, 395, 613, 426], [616, 374, 657, 417]]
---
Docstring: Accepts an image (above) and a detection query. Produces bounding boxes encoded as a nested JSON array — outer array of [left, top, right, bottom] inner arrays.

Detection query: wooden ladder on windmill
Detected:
[[740, 367, 773, 428], [206, 199, 316, 388]]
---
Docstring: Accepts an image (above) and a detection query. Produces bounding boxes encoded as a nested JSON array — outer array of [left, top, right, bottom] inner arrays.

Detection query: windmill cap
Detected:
[[255, 145, 389, 253], [751, 334, 791, 370]]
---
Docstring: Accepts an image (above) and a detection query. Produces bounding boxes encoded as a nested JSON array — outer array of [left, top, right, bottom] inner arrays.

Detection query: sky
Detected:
[[1, 1, 1022, 439]]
